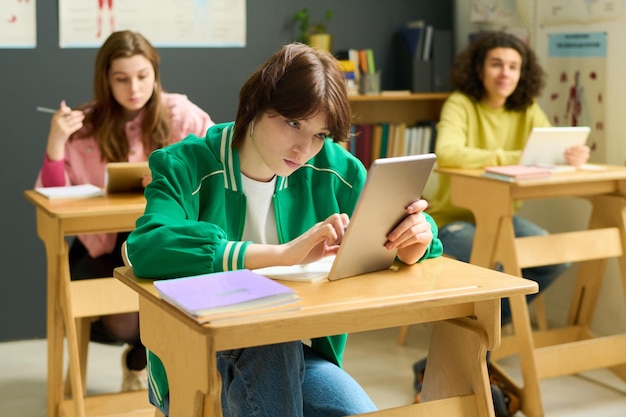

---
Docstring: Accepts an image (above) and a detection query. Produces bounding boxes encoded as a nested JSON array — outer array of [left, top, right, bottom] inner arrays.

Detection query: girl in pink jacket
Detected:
[[35, 30, 214, 391]]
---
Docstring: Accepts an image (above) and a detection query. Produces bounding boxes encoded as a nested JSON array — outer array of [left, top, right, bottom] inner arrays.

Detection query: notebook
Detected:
[[105, 162, 150, 193], [483, 165, 552, 182], [518, 126, 590, 168], [255, 153, 436, 282], [153, 269, 301, 323]]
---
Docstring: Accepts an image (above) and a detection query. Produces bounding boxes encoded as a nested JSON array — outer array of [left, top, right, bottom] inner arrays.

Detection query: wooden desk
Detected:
[[23, 190, 151, 417], [437, 166, 626, 417], [114, 257, 537, 417]]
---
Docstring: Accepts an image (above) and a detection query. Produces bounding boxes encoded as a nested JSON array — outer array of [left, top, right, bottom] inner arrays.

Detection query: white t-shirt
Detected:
[[240, 174, 279, 244]]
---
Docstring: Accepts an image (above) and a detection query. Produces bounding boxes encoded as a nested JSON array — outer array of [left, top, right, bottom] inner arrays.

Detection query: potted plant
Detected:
[[293, 7, 335, 52]]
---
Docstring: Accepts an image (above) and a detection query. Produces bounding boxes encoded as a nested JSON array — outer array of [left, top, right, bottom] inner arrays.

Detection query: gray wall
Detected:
[[1, 1, 453, 341]]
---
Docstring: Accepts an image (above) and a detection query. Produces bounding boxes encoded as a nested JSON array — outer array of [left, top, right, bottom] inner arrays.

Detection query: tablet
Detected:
[[105, 162, 150, 193], [327, 153, 436, 281], [518, 126, 590, 167]]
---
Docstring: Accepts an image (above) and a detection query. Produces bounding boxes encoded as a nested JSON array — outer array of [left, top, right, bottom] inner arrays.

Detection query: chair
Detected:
[[61, 239, 155, 417], [121, 241, 166, 417]]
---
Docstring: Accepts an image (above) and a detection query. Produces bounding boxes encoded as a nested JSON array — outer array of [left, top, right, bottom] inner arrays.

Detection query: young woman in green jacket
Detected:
[[128, 42, 443, 417]]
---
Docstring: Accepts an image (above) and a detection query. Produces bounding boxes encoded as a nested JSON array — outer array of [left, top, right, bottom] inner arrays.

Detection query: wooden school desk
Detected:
[[114, 256, 537, 417], [437, 165, 626, 417], [24, 190, 150, 417]]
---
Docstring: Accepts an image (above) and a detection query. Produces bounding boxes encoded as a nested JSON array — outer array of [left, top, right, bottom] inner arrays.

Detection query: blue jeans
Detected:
[[439, 216, 570, 323], [149, 341, 377, 417]]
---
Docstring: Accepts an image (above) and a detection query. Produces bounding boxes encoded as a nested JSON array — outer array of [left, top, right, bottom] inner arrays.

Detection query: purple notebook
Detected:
[[153, 269, 300, 321]]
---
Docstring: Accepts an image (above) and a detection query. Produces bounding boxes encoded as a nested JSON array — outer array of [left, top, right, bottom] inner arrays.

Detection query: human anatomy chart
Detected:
[[544, 32, 606, 161], [59, 0, 246, 48]]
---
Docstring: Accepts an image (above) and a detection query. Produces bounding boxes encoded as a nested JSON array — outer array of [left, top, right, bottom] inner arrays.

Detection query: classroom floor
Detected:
[[1, 325, 625, 416]]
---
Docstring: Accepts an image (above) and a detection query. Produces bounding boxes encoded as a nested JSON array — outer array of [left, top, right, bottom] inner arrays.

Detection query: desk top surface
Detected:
[[115, 257, 537, 332], [436, 164, 626, 186], [24, 189, 146, 218]]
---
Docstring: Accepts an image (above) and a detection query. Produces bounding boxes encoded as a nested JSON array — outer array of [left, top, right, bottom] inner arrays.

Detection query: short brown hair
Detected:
[[233, 43, 351, 148]]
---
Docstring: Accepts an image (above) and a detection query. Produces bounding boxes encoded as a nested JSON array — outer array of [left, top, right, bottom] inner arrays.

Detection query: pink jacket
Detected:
[[36, 93, 214, 258]]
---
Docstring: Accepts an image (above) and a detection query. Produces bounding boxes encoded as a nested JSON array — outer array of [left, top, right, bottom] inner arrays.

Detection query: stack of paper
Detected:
[[153, 269, 301, 323], [35, 184, 105, 199], [254, 256, 335, 283]]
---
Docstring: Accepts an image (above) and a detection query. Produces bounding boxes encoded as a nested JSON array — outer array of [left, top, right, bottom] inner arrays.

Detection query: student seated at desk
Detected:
[[35, 30, 214, 391], [126, 42, 443, 417], [415, 31, 590, 415]]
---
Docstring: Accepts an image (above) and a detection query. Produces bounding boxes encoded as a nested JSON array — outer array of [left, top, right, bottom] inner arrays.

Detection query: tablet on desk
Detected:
[[255, 153, 436, 282], [105, 162, 150, 193], [519, 126, 590, 169], [327, 153, 435, 280]]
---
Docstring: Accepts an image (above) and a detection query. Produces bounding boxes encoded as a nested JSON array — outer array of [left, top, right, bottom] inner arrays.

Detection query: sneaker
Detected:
[[412, 359, 520, 416], [412, 358, 427, 404], [121, 345, 148, 392], [489, 370, 520, 417]]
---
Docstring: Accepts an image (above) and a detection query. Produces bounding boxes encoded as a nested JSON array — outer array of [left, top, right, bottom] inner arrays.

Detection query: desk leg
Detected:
[[139, 297, 220, 417], [509, 293, 543, 417], [571, 195, 626, 381], [451, 175, 513, 270], [569, 195, 626, 326], [37, 211, 65, 417], [46, 253, 65, 417], [58, 246, 87, 417], [420, 320, 494, 417]]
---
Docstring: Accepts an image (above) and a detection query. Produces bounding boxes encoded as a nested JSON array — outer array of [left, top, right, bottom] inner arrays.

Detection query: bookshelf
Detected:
[[347, 93, 449, 168], [349, 92, 449, 125]]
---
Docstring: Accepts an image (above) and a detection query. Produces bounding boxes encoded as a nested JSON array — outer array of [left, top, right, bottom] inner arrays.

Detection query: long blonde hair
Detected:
[[75, 30, 171, 162]]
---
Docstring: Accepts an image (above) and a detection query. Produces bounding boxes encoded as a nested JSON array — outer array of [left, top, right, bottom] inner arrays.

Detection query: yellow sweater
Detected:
[[428, 91, 551, 227]]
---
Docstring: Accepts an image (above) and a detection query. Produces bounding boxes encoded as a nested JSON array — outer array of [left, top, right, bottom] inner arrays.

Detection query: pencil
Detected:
[[36, 106, 57, 114]]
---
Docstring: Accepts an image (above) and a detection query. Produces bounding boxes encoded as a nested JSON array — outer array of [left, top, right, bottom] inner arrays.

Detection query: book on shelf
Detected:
[[416, 120, 437, 154], [153, 269, 301, 323], [421, 25, 434, 61], [399, 20, 425, 61], [379, 123, 390, 158], [483, 165, 552, 182], [35, 184, 105, 200], [395, 18, 452, 93], [347, 121, 438, 167], [371, 124, 383, 162], [392, 123, 407, 157]]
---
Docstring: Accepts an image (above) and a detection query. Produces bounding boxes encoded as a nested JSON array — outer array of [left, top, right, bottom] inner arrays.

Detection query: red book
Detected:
[[483, 165, 552, 181]]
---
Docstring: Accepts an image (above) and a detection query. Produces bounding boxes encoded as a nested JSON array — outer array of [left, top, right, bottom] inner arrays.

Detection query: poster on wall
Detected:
[[470, 0, 519, 24], [468, 0, 528, 43], [543, 32, 606, 163], [59, 0, 246, 48], [0, 0, 36, 48], [539, 0, 623, 27]]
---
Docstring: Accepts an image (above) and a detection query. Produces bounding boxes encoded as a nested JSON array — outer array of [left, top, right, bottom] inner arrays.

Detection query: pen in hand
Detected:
[[36, 106, 57, 114]]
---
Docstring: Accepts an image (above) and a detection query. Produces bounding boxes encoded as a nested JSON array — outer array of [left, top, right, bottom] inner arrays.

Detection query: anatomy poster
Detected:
[[544, 32, 606, 162], [59, 0, 246, 48], [0, 0, 36, 48]]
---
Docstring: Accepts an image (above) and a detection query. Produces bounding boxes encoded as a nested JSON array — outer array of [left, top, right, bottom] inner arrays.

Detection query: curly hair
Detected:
[[451, 31, 545, 111]]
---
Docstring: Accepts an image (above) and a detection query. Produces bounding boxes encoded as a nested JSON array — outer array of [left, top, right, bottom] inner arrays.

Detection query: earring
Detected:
[[249, 121, 254, 138]]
